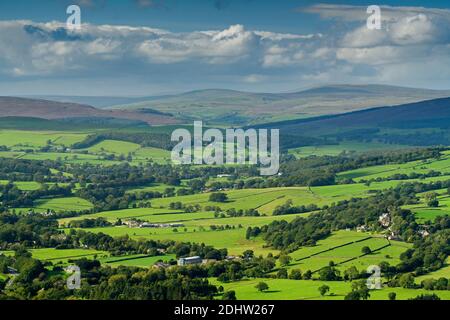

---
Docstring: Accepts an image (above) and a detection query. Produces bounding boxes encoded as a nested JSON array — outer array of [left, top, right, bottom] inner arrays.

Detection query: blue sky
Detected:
[[0, 0, 449, 96]]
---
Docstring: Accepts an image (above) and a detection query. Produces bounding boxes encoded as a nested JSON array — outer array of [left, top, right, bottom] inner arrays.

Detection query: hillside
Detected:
[[0, 97, 179, 125], [103, 85, 450, 125], [264, 97, 450, 146]]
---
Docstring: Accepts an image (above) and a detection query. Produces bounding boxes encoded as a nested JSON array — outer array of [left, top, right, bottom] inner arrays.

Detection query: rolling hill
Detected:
[[22, 85, 450, 126], [262, 97, 450, 147], [0, 97, 179, 125], [102, 85, 450, 125]]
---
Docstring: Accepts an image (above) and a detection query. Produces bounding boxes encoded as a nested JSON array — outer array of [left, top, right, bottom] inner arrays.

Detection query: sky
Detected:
[[0, 0, 450, 96]]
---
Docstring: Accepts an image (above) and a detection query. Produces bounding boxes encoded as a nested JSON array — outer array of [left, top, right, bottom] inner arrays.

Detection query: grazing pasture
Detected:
[[63, 211, 308, 256], [337, 154, 450, 182], [289, 142, 407, 158], [0, 180, 41, 191], [211, 278, 450, 300], [416, 257, 450, 282], [85, 140, 141, 155], [102, 254, 176, 268], [1, 248, 107, 263], [282, 231, 409, 274], [404, 194, 450, 222], [0, 130, 87, 149], [34, 197, 94, 213]]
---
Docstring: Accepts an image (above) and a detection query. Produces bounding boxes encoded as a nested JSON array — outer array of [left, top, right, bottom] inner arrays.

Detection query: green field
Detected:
[[280, 231, 411, 274], [404, 194, 450, 222], [211, 278, 450, 300], [289, 142, 408, 158], [337, 154, 450, 182], [0, 131, 170, 165], [63, 212, 307, 256], [0, 130, 87, 149], [1, 248, 108, 263], [83, 140, 171, 164], [0, 180, 42, 191], [102, 254, 176, 268], [86, 140, 141, 155], [133, 147, 171, 163], [416, 258, 450, 282], [34, 197, 94, 213], [125, 183, 184, 194]]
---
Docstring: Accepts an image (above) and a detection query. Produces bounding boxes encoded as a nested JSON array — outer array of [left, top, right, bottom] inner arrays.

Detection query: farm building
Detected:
[[178, 256, 202, 266]]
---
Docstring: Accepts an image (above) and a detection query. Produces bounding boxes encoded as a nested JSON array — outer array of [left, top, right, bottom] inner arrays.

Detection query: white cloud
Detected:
[[1, 3, 450, 94], [301, 4, 450, 23]]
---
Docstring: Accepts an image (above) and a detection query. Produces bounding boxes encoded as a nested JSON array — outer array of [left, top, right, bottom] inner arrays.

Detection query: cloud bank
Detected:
[[0, 4, 449, 94]]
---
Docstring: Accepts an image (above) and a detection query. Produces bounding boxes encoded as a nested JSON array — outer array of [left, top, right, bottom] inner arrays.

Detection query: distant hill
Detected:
[[0, 97, 179, 125], [26, 85, 450, 126], [95, 85, 450, 125], [23, 95, 149, 109], [262, 97, 450, 147]]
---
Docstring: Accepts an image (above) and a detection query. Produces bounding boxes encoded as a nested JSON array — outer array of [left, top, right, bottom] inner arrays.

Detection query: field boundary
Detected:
[[294, 236, 373, 262], [311, 239, 392, 273]]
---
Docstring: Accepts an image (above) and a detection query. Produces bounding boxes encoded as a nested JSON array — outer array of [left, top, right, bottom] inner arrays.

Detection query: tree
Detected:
[[409, 294, 441, 300], [344, 291, 361, 300], [319, 266, 340, 281], [398, 273, 415, 289], [424, 192, 438, 202], [209, 192, 228, 203], [361, 246, 372, 255], [242, 250, 254, 260], [428, 199, 439, 208], [279, 254, 292, 266], [302, 270, 312, 280], [255, 282, 269, 292], [388, 292, 396, 301], [222, 290, 237, 300], [277, 268, 288, 279], [289, 269, 302, 280], [348, 280, 371, 300], [318, 285, 330, 296], [343, 266, 360, 281]]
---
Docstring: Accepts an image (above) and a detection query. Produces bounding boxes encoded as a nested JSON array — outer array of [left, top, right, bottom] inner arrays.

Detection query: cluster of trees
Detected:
[[224, 208, 260, 217], [0, 253, 220, 300], [0, 158, 52, 182], [209, 192, 228, 203], [209, 224, 243, 231], [169, 202, 201, 212], [1, 246, 306, 300], [1, 183, 72, 209], [359, 170, 443, 184], [273, 200, 319, 215], [67, 218, 112, 228]]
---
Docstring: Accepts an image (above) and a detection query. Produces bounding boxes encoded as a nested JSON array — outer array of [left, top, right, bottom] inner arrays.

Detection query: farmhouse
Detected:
[[356, 225, 369, 232], [124, 220, 141, 228], [178, 256, 202, 266], [140, 222, 184, 228], [378, 213, 391, 227]]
